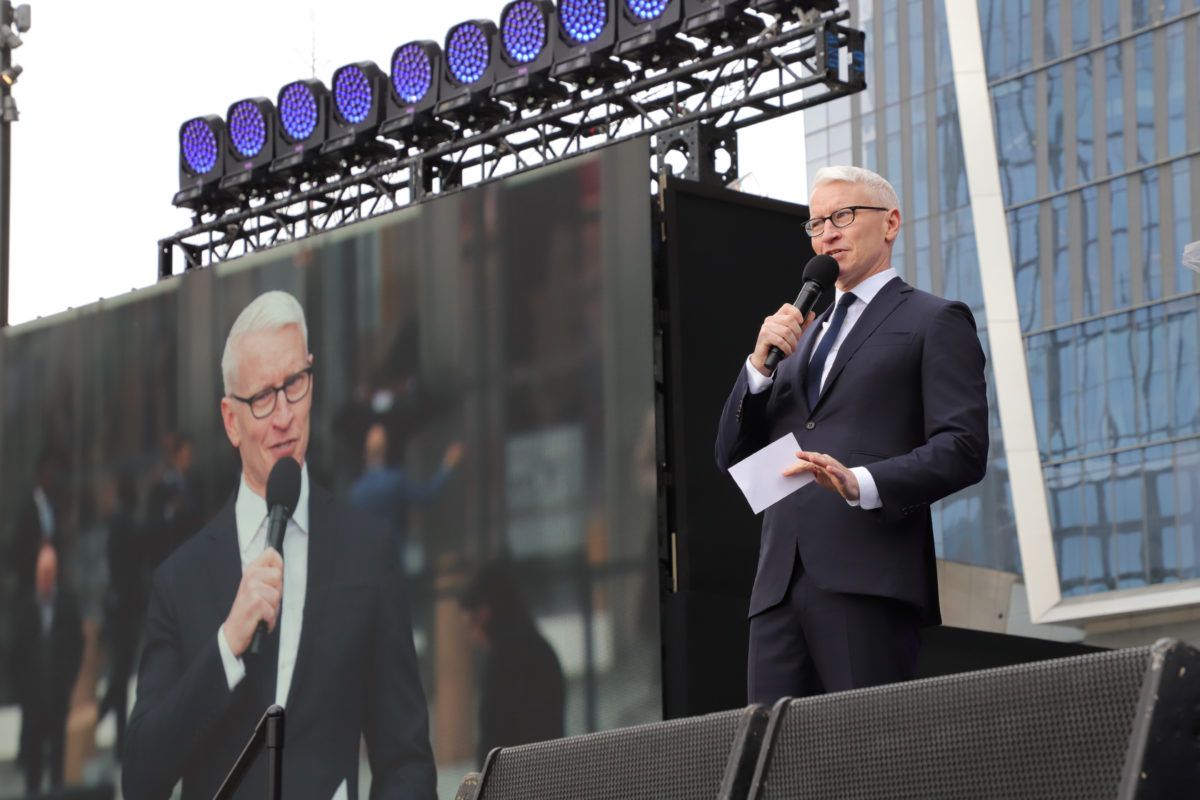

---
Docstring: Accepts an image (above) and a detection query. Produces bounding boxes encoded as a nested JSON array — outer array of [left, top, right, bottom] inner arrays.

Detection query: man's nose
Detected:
[[819, 226, 842, 250], [269, 390, 294, 425]]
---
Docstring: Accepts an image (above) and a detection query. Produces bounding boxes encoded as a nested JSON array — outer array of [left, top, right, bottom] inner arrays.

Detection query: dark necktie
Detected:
[[806, 292, 857, 410]]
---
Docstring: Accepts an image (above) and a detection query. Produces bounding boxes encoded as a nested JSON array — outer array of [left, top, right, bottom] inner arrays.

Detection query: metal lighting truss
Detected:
[[159, 9, 864, 276]]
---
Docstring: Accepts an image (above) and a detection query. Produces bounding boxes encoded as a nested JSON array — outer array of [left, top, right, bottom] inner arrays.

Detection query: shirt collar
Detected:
[[836, 267, 898, 308], [235, 462, 311, 557]]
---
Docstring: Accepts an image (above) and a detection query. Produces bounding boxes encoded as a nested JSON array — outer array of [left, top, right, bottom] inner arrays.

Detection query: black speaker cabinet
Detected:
[[748, 638, 1200, 800], [463, 705, 769, 800]]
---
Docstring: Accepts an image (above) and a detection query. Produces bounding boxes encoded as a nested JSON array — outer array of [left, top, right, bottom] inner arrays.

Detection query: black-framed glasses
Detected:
[[230, 367, 313, 419], [803, 205, 889, 237]]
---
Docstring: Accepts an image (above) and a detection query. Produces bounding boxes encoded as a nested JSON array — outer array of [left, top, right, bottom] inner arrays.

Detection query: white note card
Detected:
[[727, 432, 813, 514]]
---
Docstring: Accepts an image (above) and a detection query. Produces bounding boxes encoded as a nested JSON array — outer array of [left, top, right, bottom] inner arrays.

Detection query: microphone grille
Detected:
[[802, 254, 839, 288], [266, 456, 302, 513]]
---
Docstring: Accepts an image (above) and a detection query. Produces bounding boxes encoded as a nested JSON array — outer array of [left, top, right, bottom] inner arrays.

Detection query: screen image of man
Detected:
[[124, 290, 436, 800], [715, 166, 989, 704]]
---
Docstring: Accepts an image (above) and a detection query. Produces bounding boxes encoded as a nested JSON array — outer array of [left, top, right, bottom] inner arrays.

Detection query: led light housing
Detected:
[[493, 0, 569, 108], [381, 40, 453, 148], [324, 61, 392, 158], [174, 115, 233, 209], [220, 97, 279, 193], [615, 0, 692, 67], [438, 20, 507, 128], [552, 0, 629, 86], [680, 0, 764, 46], [271, 78, 335, 179]]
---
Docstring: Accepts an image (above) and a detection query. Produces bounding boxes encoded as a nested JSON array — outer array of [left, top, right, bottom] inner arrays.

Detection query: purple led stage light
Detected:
[[502, 0, 549, 63], [392, 43, 434, 103], [333, 64, 374, 124], [446, 22, 491, 84], [278, 81, 319, 141], [181, 118, 219, 175], [559, 0, 608, 44], [625, 0, 669, 20], [227, 100, 267, 158]]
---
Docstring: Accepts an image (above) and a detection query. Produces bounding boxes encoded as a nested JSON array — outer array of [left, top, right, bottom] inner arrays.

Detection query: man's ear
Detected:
[[220, 397, 241, 449], [883, 207, 902, 243]]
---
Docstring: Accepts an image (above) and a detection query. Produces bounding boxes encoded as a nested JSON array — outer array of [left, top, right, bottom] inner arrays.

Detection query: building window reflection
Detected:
[[1171, 160, 1193, 295], [1075, 54, 1094, 183], [1104, 44, 1124, 177], [1052, 195, 1071, 324], [1081, 185, 1100, 316], [1166, 24, 1186, 158], [1071, 0, 1090, 52], [1134, 33, 1155, 167], [1011, 204, 1041, 331], [1110, 177, 1131, 309], [1140, 168, 1161, 302], [994, 76, 1037, 205]]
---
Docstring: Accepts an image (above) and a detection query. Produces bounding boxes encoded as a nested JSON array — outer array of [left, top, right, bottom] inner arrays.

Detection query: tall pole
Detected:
[[0, 0, 11, 328]]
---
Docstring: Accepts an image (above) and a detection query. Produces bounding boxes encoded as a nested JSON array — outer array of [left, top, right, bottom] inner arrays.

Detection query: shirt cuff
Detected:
[[216, 624, 247, 692], [745, 356, 774, 395], [849, 467, 882, 510]]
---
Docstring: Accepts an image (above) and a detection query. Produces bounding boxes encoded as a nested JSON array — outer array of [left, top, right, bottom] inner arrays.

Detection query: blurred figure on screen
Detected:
[[9, 543, 84, 796], [124, 290, 436, 800], [145, 432, 204, 567], [460, 560, 565, 766], [349, 422, 464, 567], [8, 450, 63, 596], [98, 472, 146, 759]]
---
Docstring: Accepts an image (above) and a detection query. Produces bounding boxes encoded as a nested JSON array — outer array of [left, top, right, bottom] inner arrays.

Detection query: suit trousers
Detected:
[[747, 549, 922, 705]]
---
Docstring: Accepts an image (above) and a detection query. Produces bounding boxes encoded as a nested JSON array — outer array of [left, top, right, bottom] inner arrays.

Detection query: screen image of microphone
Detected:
[[248, 456, 302, 657], [763, 254, 840, 372]]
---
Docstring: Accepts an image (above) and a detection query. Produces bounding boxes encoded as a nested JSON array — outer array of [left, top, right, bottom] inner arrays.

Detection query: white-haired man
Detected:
[[716, 166, 989, 703], [125, 290, 436, 800]]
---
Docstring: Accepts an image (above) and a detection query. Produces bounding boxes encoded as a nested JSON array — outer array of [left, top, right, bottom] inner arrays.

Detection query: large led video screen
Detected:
[[0, 138, 657, 798]]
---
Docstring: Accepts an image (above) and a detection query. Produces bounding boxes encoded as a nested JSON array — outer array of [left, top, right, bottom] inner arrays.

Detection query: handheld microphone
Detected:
[[762, 254, 840, 372], [248, 456, 302, 657]]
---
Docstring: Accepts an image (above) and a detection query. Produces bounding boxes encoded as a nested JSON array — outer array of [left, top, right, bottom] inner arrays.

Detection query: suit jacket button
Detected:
[[805, 421, 816, 430]]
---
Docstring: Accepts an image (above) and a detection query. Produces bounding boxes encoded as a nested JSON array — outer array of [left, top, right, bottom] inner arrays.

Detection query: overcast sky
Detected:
[[7, 0, 806, 325]]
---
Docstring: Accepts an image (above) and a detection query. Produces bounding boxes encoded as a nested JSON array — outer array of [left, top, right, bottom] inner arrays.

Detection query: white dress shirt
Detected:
[[33, 486, 55, 538], [745, 267, 901, 511]]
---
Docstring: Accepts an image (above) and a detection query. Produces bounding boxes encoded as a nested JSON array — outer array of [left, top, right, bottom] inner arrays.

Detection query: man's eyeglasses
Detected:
[[803, 205, 889, 237], [230, 367, 313, 419]]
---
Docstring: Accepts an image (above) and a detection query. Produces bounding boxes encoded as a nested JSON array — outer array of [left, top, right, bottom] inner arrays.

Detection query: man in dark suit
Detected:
[[715, 166, 989, 704], [9, 543, 84, 795], [8, 451, 61, 596], [124, 290, 436, 800], [460, 560, 565, 766]]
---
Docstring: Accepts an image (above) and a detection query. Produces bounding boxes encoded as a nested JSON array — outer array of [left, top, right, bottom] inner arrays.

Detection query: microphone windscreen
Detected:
[[266, 457, 302, 514], [802, 253, 839, 288]]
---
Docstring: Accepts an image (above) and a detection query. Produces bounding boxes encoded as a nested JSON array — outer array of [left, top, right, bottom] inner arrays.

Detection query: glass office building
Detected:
[[803, 0, 1200, 643]]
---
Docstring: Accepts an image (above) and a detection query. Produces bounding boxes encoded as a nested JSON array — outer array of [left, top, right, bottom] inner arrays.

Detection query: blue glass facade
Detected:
[[983, 0, 1200, 593], [805, 0, 1200, 594]]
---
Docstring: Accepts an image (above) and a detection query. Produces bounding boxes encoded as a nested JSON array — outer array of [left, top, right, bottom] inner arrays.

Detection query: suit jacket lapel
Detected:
[[206, 491, 243, 628], [285, 484, 337, 708], [817, 277, 911, 409]]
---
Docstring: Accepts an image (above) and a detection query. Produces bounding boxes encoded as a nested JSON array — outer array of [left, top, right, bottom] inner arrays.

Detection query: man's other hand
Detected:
[[783, 451, 861, 502]]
